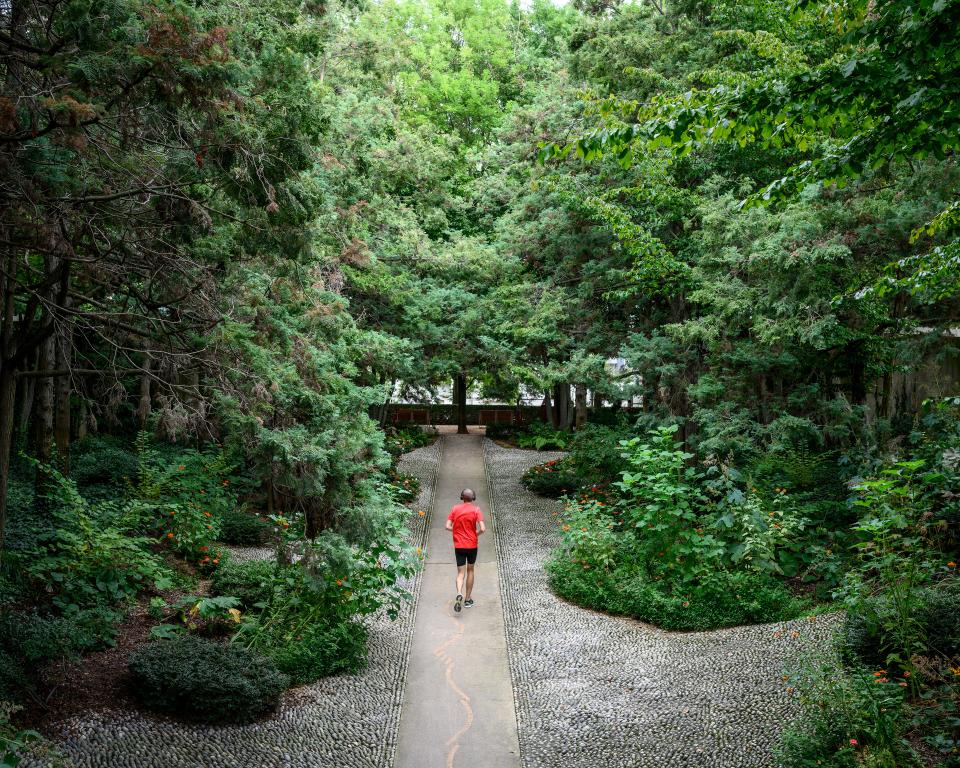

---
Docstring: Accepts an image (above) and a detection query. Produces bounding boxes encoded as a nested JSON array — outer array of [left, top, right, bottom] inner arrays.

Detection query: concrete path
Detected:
[[394, 434, 521, 768]]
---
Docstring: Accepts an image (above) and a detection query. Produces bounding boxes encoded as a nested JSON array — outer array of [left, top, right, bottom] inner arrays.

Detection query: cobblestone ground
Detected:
[[28, 442, 442, 768], [484, 440, 838, 768]]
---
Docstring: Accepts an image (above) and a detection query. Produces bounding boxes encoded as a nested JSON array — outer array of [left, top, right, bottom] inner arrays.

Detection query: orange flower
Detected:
[[948, 561, 957, 569], [336, 579, 343, 586], [178, 465, 185, 471], [418, 510, 426, 517], [204, 512, 212, 518], [166, 532, 174, 539]]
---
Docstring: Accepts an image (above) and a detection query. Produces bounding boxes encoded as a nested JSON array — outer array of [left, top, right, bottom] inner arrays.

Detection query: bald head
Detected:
[[460, 488, 476, 502]]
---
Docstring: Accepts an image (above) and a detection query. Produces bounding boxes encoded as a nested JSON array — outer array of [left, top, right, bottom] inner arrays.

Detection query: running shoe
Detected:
[[464, 599, 474, 609], [454, 594, 463, 613]]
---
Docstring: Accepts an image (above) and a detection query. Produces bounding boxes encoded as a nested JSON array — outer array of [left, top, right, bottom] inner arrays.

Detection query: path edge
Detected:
[[386, 434, 445, 768], [482, 438, 527, 768]]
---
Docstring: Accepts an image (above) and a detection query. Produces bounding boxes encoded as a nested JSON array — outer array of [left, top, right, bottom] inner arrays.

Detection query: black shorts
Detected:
[[455, 548, 478, 567]]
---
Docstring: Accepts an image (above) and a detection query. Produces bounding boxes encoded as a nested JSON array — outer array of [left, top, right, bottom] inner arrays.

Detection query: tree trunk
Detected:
[[137, 355, 153, 428], [574, 383, 588, 429], [33, 331, 55, 461], [0, 245, 18, 550], [0, 367, 15, 552], [16, 355, 36, 437], [54, 317, 72, 473], [455, 373, 468, 434], [552, 383, 571, 429], [77, 397, 88, 442], [591, 390, 602, 412]]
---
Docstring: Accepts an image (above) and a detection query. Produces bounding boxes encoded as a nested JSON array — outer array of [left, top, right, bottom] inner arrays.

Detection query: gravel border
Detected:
[[484, 439, 839, 768], [27, 441, 442, 768]]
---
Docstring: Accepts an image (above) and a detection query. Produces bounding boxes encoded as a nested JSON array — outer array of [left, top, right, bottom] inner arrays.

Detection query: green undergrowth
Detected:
[[547, 557, 805, 631]]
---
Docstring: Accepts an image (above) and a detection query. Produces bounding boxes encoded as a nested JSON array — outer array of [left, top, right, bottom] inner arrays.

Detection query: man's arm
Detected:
[[445, 518, 454, 531], [477, 519, 486, 536]]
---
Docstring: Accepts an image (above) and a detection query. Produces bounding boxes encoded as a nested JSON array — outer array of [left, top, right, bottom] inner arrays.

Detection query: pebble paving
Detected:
[[27, 441, 442, 768], [484, 439, 840, 768]]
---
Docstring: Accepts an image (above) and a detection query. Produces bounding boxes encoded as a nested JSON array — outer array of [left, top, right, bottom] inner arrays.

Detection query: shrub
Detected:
[[129, 636, 288, 724], [516, 423, 568, 450], [0, 608, 110, 700], [843, 580, 960, 666], [776, 659, 912, 768], [20, 463, 170, 610], [547, 555, 803, 631], [484, 423, 524, 440], [71, 435, 138, 501], [220, 508, 273, 546], [389, 470, 421, 503], [521, 459, 579, 497], [268, 620, 368, 684], [132, 432, 235, 567], [565, 423, 633, 486], [211, 559, 277, 609], [383, 426, 434, 458]]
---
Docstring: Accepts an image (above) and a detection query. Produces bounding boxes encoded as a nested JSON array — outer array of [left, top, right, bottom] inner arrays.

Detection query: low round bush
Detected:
[[129, 636, 289, 723], [210, 559, 277, 609], [219, 508, 273, 546], [268, 620, 368, 685]]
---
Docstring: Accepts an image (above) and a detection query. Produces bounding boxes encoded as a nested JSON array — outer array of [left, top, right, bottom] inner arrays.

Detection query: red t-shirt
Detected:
[[448, 502, 484, 549]]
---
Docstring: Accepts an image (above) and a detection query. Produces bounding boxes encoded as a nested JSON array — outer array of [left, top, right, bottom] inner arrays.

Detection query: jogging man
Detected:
[[445, 488, 485, 612]]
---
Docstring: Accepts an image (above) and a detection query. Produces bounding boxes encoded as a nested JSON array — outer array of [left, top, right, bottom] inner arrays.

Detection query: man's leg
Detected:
[[464, 564, 475, 601], [456, 564, 466, 596]]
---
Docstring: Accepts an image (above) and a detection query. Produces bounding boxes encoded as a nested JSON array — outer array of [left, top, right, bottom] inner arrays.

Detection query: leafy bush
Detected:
[[211, 559, 277, 609], [18, 463, 170, 610], [516, 423, 568, 451], [521, 459, 579, 497], [843, 580, 960, 666], [383, 426, 434, 459], [269, 619, 368, 684], [219, 508, 273, 546], [840, 460, 943, 673], [484, 423, 524, 440], [132, 432, 236, 567], [128, 636, 288, 724], [389, 470, 421, 503], [564, 423, 633, 486], [548, 425, 809, 629], [776, 659, 912, 768], [71, 435, 138, 501], [547, 555, 803, 631], [0, 608, 110, 700]]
